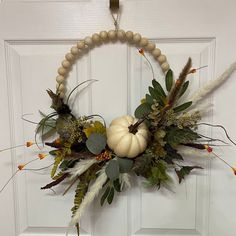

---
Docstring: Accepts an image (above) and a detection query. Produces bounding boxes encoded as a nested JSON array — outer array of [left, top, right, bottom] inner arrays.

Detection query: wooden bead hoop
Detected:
[[55, 29, 170, 98]]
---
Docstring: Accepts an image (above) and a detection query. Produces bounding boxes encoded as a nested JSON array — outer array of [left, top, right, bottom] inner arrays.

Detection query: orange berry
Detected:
[[138, 48, 145, 56], [18, 164, 25, 170], [38, 153, 47, 160], [54, 138, 61, 145], [232, 168, 236, 175], [26, 141, 33, 147]]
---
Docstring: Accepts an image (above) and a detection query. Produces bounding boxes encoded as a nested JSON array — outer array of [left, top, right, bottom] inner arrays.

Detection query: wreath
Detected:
[[1, 28, 236, 236]]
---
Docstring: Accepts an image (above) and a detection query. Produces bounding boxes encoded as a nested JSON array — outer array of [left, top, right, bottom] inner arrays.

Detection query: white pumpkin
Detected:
[[106, 115, 149, 158]]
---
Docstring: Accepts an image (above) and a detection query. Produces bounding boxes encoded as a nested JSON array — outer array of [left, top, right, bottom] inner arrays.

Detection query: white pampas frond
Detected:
[[191, 62, 236, 104], [120, 173, 132, 190], [187, 103, 213, 116], [178, 146, 209, 158], [67, 159, 97, 180], [69, 168, 107, 227]]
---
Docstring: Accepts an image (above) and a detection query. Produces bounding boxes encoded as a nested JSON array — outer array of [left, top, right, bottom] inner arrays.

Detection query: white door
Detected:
[[1, 0, 236, 236]]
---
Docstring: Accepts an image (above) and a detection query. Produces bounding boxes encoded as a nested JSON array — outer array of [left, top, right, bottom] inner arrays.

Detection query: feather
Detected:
[[67, 159, 97, 180], [69, 168, 107, 227], [191, 62, 236, 104]]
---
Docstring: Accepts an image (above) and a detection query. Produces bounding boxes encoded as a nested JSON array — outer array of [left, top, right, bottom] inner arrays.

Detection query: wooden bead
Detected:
[[84, 36, 93, 47], [152, 48, 161, 57], [56, 83, 66, 92], [146, 42, 156, 52], [157, 55, 167, 64], [161, 62, 170, 72], [100, 31, 108, 40], [58, 67, 67, 76], [56, 75, 65, 84], [125, 31, 133, 41], [59, 92, 66, 99], [77, 41, 85, 50], [65, 53, 75, 62], [117, 30, 126, 41], [71, 46, 80, 56], [108, 30, 117, 40], [92, 33, 100, 44], [133, 33, 141, 44], [61, 60, 71, 69], [139, 37, 149, 47]]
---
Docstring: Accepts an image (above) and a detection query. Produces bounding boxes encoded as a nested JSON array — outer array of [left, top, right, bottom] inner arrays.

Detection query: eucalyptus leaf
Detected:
[[117, 158, 134, 173], [101, 186, 111, 206], [165, 69, 174, 92], [173, 101, 192, 113], [107, 187, 115, 204], [113, 179, 121, 192], [105, 160, 120, 181], [86, 133, 107, 155]]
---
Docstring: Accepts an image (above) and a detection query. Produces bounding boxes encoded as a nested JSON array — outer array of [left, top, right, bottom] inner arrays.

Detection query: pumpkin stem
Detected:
[[128, 118, 146, 134]]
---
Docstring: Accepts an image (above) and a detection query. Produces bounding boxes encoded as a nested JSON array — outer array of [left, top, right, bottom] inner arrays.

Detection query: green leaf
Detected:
[[117, 158, 134, 173], [105, 160, 120, 181], [107, 187, 115, 204], [164, 145, 183, 164], [165, 69, 174, 92], [86, 133, 107, 155], [166, 127, 200, 148], [173, 101, 192, 113], [175, 166, 203, 183], [145, 94, 154, 105], [152, 80, 166, 98], [101, 186, 111, 206], [134, 102, 152, 119], [113, 179, 121, 192], [148, 87, 164, 106], [179, 81, 189, 97]]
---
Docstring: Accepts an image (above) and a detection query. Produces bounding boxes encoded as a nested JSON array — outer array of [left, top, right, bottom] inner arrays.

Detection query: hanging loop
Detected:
[[110, 0, 120, 30], [110, 0, 119, 12]]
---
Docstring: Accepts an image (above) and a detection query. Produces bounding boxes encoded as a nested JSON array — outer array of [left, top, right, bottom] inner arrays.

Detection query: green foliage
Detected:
[[173, 101, 192, 113], [59, 159, 77, 171], [175, 166, 203, 183], [152, 80, 166, 98], [107, 187, 115, 204], [165, 69, 174, 92], [166, 127, 200, 148], [149, 86, 165, 106], [145, 161, 172, 189], [179, 81, 189, 97], [101, 186, 111, 206], [117, 158, 134, 173], [86, 133, 107, 155], [134, 102, 152, 119], [133, 153, 154, 178], [105, 160, 120, 181], [101, 179, 121, 206], [163, 145, 183, 164], [51, 154, 63, 178]]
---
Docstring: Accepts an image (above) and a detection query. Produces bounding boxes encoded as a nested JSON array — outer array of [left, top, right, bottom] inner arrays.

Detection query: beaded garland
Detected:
[[55, 29, 170, 98]]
